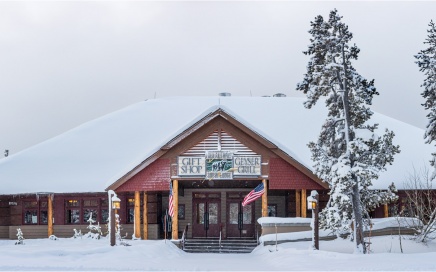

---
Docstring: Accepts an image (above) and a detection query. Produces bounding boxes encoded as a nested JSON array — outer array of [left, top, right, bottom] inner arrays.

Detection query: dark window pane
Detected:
[[40, 211, 48, 224], [84, 200, 98, 207], [84, 209, 98, 223], [66, 209, 80, 224], [102, 209, 109, 223], [127, 199, 135, 206], [67, 200, 80, 207], [127, 208, 134, 223], [24, 210, 38, 224], [24, 201, 38, 208]]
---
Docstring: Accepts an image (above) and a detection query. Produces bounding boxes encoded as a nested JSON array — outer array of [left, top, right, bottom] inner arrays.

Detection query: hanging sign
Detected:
[[205, 151, 233, 179]]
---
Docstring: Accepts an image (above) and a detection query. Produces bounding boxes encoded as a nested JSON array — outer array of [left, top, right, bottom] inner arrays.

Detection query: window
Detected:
[[268, 204, 277, 217], [178, 204, 185, 220], [83, 199, 98, 223], [127, 198, 135, 223], [66, 200, 80, 224], [23, 201, 48, 225]]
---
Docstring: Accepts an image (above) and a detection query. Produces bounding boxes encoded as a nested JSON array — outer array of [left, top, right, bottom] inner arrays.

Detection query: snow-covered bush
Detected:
[[15, 228, 24, 245], [115, 214, 130, 246], [84, 212, 103, 239], [72, 229, 82, 239]]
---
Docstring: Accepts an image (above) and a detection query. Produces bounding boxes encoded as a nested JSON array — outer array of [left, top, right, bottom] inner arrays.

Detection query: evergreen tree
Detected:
[[297, 9, 400, 253], [415, 20, 436, 178], [15, 228, 25, 245]]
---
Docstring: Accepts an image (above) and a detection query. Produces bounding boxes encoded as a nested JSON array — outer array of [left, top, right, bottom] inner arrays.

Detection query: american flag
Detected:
[[168, 182, 175, 218], [242, 183, 265, 207]]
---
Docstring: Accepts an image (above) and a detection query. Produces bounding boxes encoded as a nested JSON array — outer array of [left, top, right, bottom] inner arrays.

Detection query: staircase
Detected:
[[183, 238, 258, 253]]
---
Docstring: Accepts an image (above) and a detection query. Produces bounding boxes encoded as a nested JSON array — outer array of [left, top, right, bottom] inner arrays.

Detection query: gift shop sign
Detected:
[[177, 157, 206, 176]]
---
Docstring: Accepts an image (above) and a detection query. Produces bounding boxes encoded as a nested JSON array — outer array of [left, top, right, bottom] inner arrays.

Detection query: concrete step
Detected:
[[183, 238, 258, 254]]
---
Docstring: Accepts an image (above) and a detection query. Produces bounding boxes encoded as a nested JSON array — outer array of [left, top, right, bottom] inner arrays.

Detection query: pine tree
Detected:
[[415, 20, 436, 178], [15, 228, 25, 245], [297, 9, 400, 253]]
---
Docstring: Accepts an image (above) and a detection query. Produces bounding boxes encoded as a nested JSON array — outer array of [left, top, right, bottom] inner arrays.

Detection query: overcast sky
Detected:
[[0, 1, 434, 155]]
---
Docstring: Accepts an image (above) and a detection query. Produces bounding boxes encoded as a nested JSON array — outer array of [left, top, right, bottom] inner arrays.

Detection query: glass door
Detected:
[[192, 193, 221, 238], [226, 193, 254, 238]]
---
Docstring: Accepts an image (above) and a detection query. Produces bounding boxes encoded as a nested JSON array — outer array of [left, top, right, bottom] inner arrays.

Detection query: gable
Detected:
[[111, 112, 326, 191]]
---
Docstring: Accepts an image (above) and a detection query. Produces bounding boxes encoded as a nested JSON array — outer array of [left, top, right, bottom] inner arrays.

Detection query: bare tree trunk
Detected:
[[352, 181, 366, 253]]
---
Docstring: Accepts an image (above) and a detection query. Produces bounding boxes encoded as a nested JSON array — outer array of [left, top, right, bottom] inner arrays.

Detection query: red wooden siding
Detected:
[[117, 159, 171, 192], [269, 158, 324, 190]]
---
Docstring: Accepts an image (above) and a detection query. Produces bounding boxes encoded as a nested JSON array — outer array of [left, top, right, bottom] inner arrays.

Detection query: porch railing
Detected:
[[181, 225, 189, 250]]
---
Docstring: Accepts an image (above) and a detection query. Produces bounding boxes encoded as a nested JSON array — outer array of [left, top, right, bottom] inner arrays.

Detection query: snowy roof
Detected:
[[0, 96, 431, 194]]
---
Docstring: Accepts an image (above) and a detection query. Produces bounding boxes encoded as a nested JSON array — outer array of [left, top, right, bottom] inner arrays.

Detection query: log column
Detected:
[[171, 180, 179, 240], [134, 191, 141, 239], [262, 179, 268, 217], [384, 204, 389, 218], [143, 192, 148, 240], [295, 190, 301, 217], [48, 194, 53, 237], [301, 189, 307, 218]]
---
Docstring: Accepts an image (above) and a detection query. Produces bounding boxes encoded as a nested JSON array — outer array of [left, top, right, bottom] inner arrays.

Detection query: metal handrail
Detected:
[[181, 225, 189, 250], [219, 224, 223, 252], [256, 224, 259, 245]]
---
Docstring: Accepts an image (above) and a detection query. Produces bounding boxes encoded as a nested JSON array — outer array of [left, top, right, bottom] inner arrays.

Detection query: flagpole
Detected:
[[164, 209, 167, 243]]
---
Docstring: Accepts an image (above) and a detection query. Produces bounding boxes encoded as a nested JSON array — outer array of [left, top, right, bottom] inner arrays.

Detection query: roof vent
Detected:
[[273, 93, 286, 97], [219, 92, 231, 97]]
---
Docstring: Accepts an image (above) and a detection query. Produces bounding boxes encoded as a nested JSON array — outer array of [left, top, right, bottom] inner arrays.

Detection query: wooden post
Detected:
[[301, 189, 307, 218], [313, 192, 319, 250], [262, 179, 268, 217], [48, 194, 53, 237], [172, 180, 179, 240], [296, 190, 301, 217], [384, 204, 389, 218], [134, 191, 141, 239], [143, 192, 148, 240]]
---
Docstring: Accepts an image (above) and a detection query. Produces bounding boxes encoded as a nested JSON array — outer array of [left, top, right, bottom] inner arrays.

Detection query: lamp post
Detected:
[[108, 190, 121, 246], [307, 190, 319, 250]]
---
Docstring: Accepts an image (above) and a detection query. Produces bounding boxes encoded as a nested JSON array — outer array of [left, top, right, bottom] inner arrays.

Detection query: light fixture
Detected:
[[112, 196, 121, 210]]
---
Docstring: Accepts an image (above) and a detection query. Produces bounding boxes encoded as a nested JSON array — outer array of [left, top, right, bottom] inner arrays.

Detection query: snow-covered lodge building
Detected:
[[0, 96, 430, 240]]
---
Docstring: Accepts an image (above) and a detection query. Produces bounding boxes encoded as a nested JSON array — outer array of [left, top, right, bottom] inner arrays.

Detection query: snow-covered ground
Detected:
[[1, 234, 436, 271]]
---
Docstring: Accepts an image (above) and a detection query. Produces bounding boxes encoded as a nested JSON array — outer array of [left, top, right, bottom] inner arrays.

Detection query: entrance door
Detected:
[[226, 193, 255, 238], [192, 193, 221, 238]]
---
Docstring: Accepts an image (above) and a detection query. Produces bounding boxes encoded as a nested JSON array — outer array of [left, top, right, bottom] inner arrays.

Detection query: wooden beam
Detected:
[[143, 192, 148, 240], [262, 179, 268, 217], [384, 204, 389, 218], [301, 189, 307, 218], [295, 190, 301, 217], [48, 195, 53, 237], [134, 191, 141, 239], [172, 180, 179, 240]]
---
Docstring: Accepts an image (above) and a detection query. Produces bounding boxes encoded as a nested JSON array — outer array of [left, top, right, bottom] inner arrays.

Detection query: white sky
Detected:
[[0, 1, 434, 155]]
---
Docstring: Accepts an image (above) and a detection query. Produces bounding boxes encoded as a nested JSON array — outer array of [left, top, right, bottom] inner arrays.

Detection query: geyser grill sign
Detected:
[[178, 152, 261, 179], [233, 155, 261, 176]]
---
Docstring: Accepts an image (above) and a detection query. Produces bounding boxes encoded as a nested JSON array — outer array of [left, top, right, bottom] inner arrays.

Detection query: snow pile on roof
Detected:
[[0, 96, 430, 194]]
